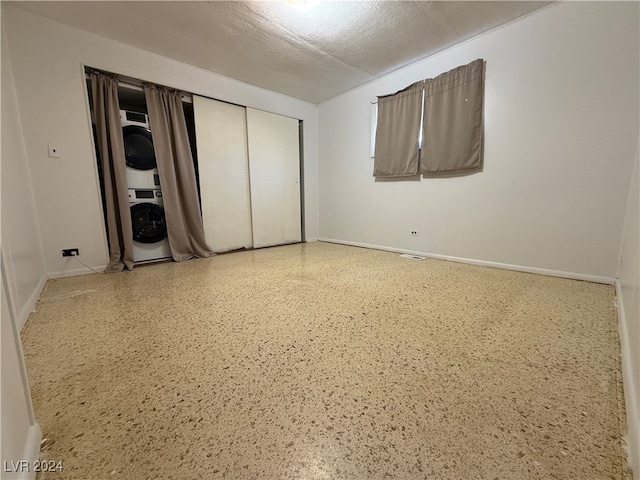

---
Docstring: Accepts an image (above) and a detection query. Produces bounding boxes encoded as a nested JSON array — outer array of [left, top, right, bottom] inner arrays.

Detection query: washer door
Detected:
[[130, 203, 167, 244], [123, 125, 156, 170]]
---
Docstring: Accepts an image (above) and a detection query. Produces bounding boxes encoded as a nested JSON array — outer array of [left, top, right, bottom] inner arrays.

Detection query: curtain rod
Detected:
[[85, 68, 193, 104]]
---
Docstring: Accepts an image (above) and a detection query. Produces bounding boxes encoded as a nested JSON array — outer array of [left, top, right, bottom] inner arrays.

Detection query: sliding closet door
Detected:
[[193, 96, 253, 252], [246, 108, 301, 248]]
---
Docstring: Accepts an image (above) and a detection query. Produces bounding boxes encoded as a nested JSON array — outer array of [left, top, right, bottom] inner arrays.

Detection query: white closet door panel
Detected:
[[193, 96, 253, 252], [246, 108, 301, 248]]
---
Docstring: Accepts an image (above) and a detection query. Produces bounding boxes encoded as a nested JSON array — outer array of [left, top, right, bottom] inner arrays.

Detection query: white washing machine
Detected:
[[128, 188, 172, 263], [121, 110, 161, 189]]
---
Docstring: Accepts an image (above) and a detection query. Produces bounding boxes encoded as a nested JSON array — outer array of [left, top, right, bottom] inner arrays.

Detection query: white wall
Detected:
[[618, 138, 640, 477], [318, 2, 639, 281], [1, 5, 319, 277], [1, 7, 42, 466], [1, 28, 47, 330]]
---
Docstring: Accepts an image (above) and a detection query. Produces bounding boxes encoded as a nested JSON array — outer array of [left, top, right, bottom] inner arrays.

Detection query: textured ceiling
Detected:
[[8, 1, 553, 104]]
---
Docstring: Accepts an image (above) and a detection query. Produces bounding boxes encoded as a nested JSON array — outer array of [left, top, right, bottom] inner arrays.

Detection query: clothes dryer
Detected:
[[121, 110, 161, 189]]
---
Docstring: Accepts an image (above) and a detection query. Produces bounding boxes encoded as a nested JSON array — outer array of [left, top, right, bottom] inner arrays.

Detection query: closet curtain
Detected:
[[144, 85, 213, 261], [89, 71, 134, 272], [373, 80, 424, 177], [421, 59, 485, 175]]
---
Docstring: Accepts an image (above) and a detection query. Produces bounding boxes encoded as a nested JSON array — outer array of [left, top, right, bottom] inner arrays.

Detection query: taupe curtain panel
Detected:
[[373, 80, 424, 177], [144, 85, 213, 261], [421, 59, 485, 175], [89, 71, 135, 272]]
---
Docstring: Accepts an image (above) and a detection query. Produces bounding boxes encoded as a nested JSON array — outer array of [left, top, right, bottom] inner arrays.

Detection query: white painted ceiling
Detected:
[[9, 1, 553, 104]]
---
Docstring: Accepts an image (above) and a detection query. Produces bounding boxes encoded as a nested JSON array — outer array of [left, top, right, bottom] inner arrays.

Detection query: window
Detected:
[[373, 59, 485, 178]]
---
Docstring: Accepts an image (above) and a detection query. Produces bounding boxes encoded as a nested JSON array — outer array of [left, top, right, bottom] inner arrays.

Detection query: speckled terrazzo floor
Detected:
[[21, 242, 630, 480]]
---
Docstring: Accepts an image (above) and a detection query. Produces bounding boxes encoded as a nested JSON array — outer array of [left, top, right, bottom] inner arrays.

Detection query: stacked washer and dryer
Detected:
[[121, 110, 172, 263]]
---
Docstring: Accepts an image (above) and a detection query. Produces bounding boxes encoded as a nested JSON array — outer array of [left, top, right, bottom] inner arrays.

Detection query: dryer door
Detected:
[[130, 203, 167, 244], [123, 125, 156, 170]]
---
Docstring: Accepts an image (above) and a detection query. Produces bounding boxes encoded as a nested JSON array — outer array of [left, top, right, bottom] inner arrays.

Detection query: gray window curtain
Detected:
[[373, 80, 424, 177], [144, 85, 213, 261], [89, 71, 134, 272], [421, 59, 485, 175]]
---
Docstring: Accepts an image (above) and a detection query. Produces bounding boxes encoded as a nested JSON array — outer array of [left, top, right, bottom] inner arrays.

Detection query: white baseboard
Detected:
[[47, 265, 106, 280], [615, 280, 639, 479], [24, 424, 42, 480], [305, 237, 319, 243], [318, 238, 616, 285], [16, 275, 47, 332]]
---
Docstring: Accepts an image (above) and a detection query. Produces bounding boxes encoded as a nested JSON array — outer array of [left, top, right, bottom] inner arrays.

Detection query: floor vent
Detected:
[[400, 254, 425, 260]]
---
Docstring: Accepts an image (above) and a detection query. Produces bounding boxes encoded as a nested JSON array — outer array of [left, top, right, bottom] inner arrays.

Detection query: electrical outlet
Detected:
[[410, 230, 419, 236], [62, 248, 79, 257]]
